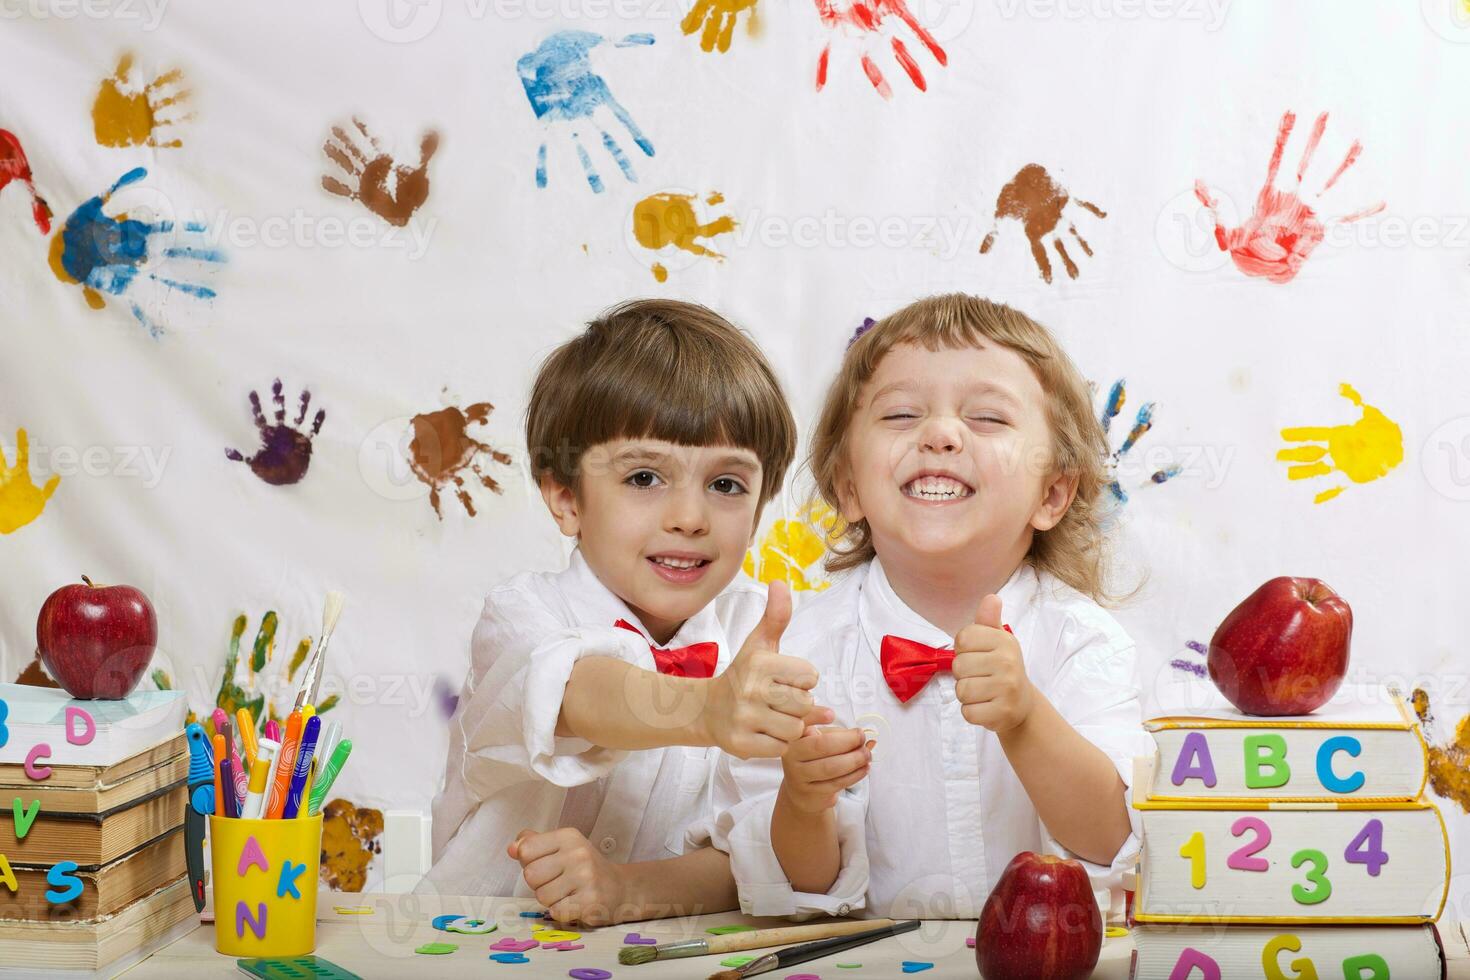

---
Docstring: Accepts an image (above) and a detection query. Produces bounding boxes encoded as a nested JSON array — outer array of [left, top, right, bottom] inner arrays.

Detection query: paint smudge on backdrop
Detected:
[[408, 402, 514, 519], [1169, 639, 1208, 679], [14, 651, 60, 687], [743, 502, 839, 593], [682, 0, 761, 52], [321, 119, 438, 228], [321, 798, 384, 892], [1277, 383, 1402, 504], [1411, 688, 1470, 813], [813, 0, 948, 99], [225, 379, 327, 486], [48, 168, 226, 337], [92, 53, 193, 149], [1194, 110, 1385, 284], [517, 30, 655, 192], [0, 131, 52, 233], [0, 428, 61, 535], [979, 164, 1106, 283], [632, 191, 735, 281], [1099, 379, 1181, 507]]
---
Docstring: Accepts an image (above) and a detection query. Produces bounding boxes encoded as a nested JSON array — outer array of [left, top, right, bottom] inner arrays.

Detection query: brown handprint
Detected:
[[408, 402, 514, 519], [91, 53, 193, 149], [1194, 110, 1385, 285], [321, 119, 438, 227], [978, 164, 1106, 284]]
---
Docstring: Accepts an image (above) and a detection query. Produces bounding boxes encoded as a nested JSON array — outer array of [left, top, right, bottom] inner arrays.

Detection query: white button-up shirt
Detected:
[[694, 557, 1153, 921], [422, 547, 766, 898]]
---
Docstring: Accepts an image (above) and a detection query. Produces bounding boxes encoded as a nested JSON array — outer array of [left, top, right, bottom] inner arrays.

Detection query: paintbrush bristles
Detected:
[[322, 590, 345, 631], [617, 946, 659, 965], [706, 972, 744, 980]]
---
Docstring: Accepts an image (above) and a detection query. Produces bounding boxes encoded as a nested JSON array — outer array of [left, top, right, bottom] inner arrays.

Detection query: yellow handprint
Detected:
[[681, 0, 761, 53], [632, 190, 736, 282], [0, 428, 60, 534], [1277, 383, 1403, 504], [743, 502, 840, 592], [92, 52, 193, 149]]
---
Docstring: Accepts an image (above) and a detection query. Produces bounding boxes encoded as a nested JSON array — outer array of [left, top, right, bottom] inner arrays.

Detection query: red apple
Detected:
[[1207, 577, 1352, 716], [976, 851, 1101, 980], [36, 576, 157, 700]]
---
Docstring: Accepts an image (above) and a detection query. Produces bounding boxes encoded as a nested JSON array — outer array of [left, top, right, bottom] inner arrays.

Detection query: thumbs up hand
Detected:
[[952, 594, 1034, 733], [702, 581, 827, 759]]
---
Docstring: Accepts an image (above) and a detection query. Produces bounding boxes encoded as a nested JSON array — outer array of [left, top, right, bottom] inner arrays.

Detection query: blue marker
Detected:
[[282, 715, 321, 819]]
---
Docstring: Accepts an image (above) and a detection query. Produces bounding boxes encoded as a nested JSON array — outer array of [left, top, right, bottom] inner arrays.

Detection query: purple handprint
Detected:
[[225, 379, 325, 486]]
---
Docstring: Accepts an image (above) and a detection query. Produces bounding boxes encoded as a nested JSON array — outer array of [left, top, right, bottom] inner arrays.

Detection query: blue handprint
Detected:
[[517, 30, 655, 193], [1099, 379, 1180, 505], [48, 167, 226, 337]]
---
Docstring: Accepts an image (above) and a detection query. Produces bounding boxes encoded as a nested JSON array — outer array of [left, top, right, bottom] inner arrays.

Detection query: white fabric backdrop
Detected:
[[2, 1, 1469, 898]]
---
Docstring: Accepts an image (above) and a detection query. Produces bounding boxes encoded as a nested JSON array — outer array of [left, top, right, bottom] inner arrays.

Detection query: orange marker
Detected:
[[265, 712, 303, 819], [236, 707, 259, 769], [211, 733, 226, 815]]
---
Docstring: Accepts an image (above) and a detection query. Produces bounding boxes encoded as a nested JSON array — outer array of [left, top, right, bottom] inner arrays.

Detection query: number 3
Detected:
[[1291, 848, 1332, 905]]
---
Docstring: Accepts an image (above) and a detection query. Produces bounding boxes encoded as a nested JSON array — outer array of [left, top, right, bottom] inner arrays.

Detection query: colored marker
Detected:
[[236, 707, 259, 769], [219, 716, 247, 805], [211, 707, 228, 737], [211, 733, 226, 816], [264, 718, 281, 743], [219, 758, 240, 818], [241, 757, 269, 819], [266, 712, 303, 819], [283, 716, 321, 819], [307, 739, 352, 817]]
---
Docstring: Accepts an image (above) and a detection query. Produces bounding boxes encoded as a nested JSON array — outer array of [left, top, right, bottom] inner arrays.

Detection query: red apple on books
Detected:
[[36, 576, 157, 700], [1207, 576, 1352, 716], [976, 851, 1101, 980]]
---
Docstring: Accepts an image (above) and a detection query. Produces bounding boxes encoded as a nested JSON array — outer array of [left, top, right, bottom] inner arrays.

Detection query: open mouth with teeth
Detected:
[[901, 474, 975, 501], [648, 556, 710, 570]]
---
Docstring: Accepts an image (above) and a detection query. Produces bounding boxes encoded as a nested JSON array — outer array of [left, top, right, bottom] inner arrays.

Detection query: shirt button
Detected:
[[837, 904, 850, 915], [599, 836, 616, 853]]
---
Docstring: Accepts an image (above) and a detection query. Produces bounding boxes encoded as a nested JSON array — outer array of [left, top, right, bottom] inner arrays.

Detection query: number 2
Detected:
[[1227, 816, 1271, 872], [1291, 848, 1332, 905]]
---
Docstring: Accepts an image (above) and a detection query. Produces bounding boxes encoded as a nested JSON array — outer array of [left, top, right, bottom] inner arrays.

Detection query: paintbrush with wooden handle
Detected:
[[618, 918, 896, 965], [708, 920, 920, 979], [294, 590, 344, 713]]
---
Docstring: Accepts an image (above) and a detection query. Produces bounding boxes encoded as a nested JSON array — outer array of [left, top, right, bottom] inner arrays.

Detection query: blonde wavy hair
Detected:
[[808, 293, 1117, 603]]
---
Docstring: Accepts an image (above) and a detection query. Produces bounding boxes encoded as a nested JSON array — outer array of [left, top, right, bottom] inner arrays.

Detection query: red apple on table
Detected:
[[36, 576, 157, 700], [976, 851, 1101, 980], [1207, 576, 1352, 716]]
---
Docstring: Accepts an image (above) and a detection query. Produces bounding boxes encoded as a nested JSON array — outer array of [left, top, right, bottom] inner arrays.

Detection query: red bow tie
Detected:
[[880, 625, 1013, 703], [614, 619, 719, 678]]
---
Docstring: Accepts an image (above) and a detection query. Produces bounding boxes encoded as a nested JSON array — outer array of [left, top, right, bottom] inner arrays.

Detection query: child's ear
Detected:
[[834, 471, 865, 525], [1030, 470, 1079, 532], [538, 474, 582, 538]]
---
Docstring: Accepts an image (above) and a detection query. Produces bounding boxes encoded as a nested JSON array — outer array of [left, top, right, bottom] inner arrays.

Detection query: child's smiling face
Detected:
[[838, 341, 1075, 570], [541, 439, 763, 645]]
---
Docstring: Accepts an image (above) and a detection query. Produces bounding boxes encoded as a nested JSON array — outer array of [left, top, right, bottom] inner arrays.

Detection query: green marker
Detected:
[[306, 739, 352, 816]]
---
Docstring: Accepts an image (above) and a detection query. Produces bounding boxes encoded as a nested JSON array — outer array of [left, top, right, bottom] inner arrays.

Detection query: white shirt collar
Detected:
[[562, 546, 724, 649], [857, 555, 1038, 658]]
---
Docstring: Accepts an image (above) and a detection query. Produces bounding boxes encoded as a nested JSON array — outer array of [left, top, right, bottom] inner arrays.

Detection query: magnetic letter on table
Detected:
[[236, 901, 268, 939], [277, 860, 306, 899], [23, 744, 51, 781], [237, 835, 269, 876], [45, 861, 83, 904], [12, 798, 39, 840], [64, 706, 96, 746]]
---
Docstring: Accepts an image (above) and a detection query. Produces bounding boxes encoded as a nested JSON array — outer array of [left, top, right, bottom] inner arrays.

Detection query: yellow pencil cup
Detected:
[[209, 814, 323, 957]]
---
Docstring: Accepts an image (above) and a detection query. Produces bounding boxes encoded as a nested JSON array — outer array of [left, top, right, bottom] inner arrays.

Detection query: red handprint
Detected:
[[1194, 110, 1385, 285], [813, 0, 947, 99], [0, 130, 52, 234]]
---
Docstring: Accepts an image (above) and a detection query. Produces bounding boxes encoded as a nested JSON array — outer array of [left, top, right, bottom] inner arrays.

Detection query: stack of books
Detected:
[[1128, 686, 1450, 978], [0, 683, 197, 974]]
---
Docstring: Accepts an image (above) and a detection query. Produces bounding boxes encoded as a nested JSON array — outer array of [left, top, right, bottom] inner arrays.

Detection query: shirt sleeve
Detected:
[[1037, 614, 1154, 893], [695, 751, 870, 920], [454, 592, 652, 798]]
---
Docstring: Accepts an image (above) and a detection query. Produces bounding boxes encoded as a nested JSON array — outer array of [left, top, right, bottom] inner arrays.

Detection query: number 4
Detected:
[[1344, 818, 1388, 877]]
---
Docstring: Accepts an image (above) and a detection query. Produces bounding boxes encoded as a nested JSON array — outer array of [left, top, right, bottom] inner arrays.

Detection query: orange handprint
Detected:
[[91, 53, 193, 149], [631, 191, 736, 281], [1277, 383, 1402, 504], [682, 0, 760, 53], [0, 428, 61, 535], [813, 0, 947, 99], [979, 164, 1107, 284], [1194, 110, 1385, 285], [321, 119, 439, 228]]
